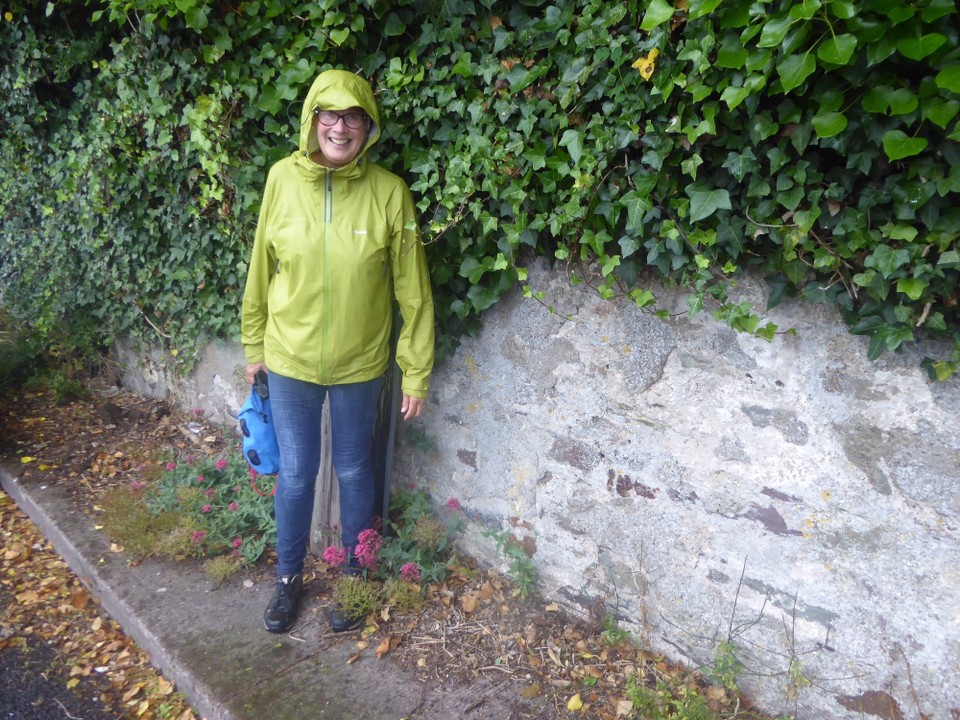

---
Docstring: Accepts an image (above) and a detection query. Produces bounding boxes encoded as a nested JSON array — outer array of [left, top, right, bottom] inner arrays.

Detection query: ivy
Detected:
[[1, 0, 958, 380]]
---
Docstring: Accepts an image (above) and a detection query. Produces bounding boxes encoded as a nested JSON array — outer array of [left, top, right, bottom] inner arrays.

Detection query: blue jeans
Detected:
[[268, 372, 383, 577]]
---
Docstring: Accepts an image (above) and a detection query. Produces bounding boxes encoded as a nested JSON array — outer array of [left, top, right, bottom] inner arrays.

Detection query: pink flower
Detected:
[[446, 498, 462, 511], [192, 407, 204, 417], [196, 474, 205, 484], [184, 455, 195, 464], [229, 501, 239, 511], [165, 462, 177, 471], [129, 480, 147, 492], [354, 529, 382, 571], [322, 546, 348, 567], [205, 488, 216, 498], [232, 537, 243, 549], [201, 504, 212, 513], [191, 530, 207, 544], [214, 458, 228, 471], [400, 562, 422, 583]]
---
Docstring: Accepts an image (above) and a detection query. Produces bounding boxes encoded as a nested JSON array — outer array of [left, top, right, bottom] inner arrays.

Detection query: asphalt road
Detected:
[[0, 637, 117, 720]]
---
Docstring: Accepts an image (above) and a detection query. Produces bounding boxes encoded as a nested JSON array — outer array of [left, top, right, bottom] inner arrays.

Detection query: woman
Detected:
[[241, 69, 435, 633]]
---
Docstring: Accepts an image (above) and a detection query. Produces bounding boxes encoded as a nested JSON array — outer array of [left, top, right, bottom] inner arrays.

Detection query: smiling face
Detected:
[[312, 106, 369, 169]]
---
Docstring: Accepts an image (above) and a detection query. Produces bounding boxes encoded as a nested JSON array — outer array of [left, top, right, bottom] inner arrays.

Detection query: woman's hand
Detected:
[[246, 363, 267, 385], [400, 394, 425, 421]]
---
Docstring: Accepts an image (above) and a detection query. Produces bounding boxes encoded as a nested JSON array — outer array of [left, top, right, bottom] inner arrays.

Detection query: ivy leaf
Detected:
[[688, 0, 724, 20], [687, 185, 732, 222], [758, 16, 793, 48], [559, 130, 583, 165], [776, 53, 816, 93], [865, 244, 910, 278], [817, 34, 858, 65], [862, 86, 890, 114], [619, 190, 653, 235], [888, 88, 918, 115], [812, 110, 847, 138], [881, 130, 928, 161], [922, 99, 959, 129], [384, 13, 406, 36], [897, 33, 947, 61], [640, 0, 675, 30], [716, 43, 747, 69], [935, 64, 960, 95], [828, 0, 856, 19], [896, 277, 927, 300]]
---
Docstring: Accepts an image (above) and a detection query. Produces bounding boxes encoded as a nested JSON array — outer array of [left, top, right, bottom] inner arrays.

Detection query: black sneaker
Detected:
[[263, 574, 303, 633], [328, 607, 364, 633]]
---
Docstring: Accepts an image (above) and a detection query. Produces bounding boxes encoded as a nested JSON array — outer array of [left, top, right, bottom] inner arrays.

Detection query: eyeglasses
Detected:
[[315, 109, 369, 130]]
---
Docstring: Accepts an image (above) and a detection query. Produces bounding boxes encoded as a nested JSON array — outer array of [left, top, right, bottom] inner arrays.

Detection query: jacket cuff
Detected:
[[401, 375, 429, 399], [244, 344, 265, 365]]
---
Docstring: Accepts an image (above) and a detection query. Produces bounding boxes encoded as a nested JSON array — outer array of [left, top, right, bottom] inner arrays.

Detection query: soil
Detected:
[[0, 377, 775, 720]]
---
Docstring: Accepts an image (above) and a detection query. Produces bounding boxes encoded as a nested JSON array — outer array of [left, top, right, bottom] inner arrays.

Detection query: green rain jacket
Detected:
[[241, 70, 435, 398]]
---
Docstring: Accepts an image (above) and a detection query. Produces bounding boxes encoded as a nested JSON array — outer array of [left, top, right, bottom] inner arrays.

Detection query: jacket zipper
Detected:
[[321, 170, 333, 381]]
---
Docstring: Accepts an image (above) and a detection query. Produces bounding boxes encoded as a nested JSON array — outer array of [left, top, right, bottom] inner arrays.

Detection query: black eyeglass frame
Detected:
[[314, 109, 369, 130]]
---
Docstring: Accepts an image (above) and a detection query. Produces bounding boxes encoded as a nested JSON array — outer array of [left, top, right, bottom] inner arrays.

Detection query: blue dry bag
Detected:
[[237, 372, 280, 476]]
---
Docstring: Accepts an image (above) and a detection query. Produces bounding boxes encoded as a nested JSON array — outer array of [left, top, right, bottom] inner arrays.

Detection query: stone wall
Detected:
[[395, 260, 959, 720], [117, 260, 959, 719]]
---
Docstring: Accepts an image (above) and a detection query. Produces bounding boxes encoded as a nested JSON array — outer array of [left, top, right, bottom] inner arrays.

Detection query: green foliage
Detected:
[[332, 485, 463, 585], [100, 450, 276, 565], [483, 527, 538, 600], [1, 0, 958, 376], [332, 574, 383, 620], [708, 640, 746, 693], [625, 676, 714, 719], [600, 613, 633, 645]]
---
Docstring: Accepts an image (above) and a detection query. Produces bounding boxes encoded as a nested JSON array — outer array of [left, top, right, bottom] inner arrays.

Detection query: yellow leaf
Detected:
[[519, 683, 542, 699], [631, 48, 660, 80], [567, 693, 583, 711], [137, 699, 150, 715], [171, 348, 179, 357], [156, 676, 174, 695], [20, 456, 37, 464], [4, 12, 14, 21], [544, 602, 560, 612], [66, 677, 80, 689], [375, 637, 392, 658], [38, 464, 51, 471]]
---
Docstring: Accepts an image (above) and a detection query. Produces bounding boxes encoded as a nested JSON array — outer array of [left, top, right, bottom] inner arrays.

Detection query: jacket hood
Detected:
[[298, 70, 381, 169]]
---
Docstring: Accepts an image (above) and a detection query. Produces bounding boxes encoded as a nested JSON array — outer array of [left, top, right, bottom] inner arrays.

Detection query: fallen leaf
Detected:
[[460, 593, 479, 613], [375, 637, 392, 658], [71, 588, 91, 610], [545, 602, 560, 612], [567, 692, 583, 711], [156, 676, 174, 695], [20, 456, 37, 464], [616, 699, 634, 716], [519, 683, 542, 699], [706, 685, 727, 700]]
